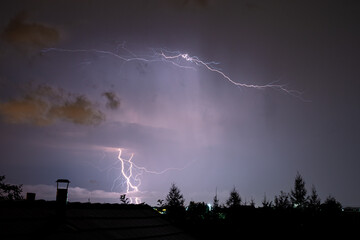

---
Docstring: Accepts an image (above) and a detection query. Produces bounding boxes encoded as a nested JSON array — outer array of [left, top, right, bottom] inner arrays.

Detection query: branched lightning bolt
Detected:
[[111, 148, 188, 204], [41, 45, 306, 100], [111, 149, 139, 203], [158, 51, 305, 100]]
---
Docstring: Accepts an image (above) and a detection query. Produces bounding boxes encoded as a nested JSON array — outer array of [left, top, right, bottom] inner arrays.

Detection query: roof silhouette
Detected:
[[0, 201, 195, 240]]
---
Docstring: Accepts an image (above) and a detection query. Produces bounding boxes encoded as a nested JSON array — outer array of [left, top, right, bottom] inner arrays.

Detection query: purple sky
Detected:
[[1, 0, 360, 206]]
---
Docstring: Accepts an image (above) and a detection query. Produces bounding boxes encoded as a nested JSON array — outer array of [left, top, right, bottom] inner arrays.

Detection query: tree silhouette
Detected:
[[0, 175, 23, 201], [212, 191, 220, 210], [321, 195, 342, 213], [157, 199, 164, 207], [261, 193, 273, 208], [290, 172, 308, 208], [165, 183, 185, 222], [187, 201, 208, 222], [119, 194, 129, 204], [226, 187, 241, 208], [249, 197, 256, 207], [274, 190, 291, 210], [165, 183, 185, 208], [308, 185, 321, 210]]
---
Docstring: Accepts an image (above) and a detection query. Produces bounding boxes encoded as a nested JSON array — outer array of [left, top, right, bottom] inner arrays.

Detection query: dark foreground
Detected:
[[179, 205, 360, 239], [1, 201, 359, 239]]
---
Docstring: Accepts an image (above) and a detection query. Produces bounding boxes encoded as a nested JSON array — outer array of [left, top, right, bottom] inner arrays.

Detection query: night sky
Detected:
[[1, 0, 360, 206]]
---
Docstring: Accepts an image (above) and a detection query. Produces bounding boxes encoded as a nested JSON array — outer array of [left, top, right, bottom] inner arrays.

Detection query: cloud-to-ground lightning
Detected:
[[111, 149, 140, 204], [41, 45, 305, 100], [111, 148, 189, 204]]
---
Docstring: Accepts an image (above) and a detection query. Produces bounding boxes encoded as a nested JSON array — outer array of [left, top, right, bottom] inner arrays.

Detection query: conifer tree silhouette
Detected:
[[290, 172, 308, 208]]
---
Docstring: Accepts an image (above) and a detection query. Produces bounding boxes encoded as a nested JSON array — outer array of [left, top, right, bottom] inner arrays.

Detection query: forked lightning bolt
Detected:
[[41, 46, 305, 100], [159, 51, 304, 99], [112, 149, 139, 204], [112, 148, 188, 204]]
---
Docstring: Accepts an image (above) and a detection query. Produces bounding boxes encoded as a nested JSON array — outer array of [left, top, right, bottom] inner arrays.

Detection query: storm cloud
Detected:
[[1, 12, 60, 53], [0, 84, 105, 126], [103, 91, 120, 110]]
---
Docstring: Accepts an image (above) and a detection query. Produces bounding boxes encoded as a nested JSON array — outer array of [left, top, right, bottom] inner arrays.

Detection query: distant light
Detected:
[[153, 208, 167, 215], [207, 203, 212, 211]]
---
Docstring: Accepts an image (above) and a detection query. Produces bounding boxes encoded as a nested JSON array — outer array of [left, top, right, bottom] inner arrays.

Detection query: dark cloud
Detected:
[[162, 0, 210, 10], [182, 0, 208, 8], [48, 95, 104, 125], [102, 91, 120, 110], [1, 12, 60, 52], [0, 96, 51, 125], [0, 84, 104, 126]]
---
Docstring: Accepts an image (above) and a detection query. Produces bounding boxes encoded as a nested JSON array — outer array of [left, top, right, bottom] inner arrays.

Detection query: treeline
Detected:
[[154, 172, 359, 238], [0, 175, 23, 201]]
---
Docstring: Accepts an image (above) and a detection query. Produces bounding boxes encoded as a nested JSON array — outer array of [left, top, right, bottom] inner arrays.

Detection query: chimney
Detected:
[[26, 192, 36, 201], [56, 179, 70, 206]]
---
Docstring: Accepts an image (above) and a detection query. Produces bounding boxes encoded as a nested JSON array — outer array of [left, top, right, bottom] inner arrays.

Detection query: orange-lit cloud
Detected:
[[49, 95, 104, 125], [1, 12, 60, 52], [0, 84, 104, 126], [0, 97, 51, 125]]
